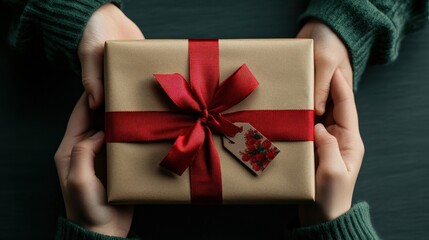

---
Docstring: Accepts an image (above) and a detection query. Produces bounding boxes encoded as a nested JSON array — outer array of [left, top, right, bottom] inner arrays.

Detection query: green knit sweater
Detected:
[[4, 0, 428, 239], [5, 0, 122, 75], [300, 0, 429, 89], [54, 202, 379, 240]]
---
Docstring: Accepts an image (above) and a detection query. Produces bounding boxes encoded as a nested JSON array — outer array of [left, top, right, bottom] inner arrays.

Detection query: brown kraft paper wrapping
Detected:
[[104, 39, 315, 204]]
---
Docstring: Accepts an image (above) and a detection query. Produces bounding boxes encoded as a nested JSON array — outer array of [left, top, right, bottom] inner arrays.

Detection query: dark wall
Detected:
[[1, 0, 428, 239]]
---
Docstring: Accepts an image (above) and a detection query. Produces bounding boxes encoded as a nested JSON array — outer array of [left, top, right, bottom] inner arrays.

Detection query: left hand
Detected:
[[78, 3, 144, 109], [54, 94, 133, 237], [297, 19, 353, 117]]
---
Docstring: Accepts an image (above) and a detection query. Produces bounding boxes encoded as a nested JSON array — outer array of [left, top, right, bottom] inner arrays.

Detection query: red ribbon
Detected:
[[105, 39, 314, 204]]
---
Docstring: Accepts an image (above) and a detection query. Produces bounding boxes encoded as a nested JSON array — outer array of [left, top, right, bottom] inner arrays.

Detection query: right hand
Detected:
[[299, 70, 365, 226], [78, 3, 144, 109]]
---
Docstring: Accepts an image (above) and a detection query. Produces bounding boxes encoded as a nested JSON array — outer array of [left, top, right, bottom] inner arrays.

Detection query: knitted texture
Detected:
[[300, 0, 429, 90], [292, 202, 380, 240], [55, 217, 141, 240], [11, 0, 122, 74]]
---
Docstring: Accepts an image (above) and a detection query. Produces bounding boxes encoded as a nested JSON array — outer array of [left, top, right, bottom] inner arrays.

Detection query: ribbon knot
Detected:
[[200, 109, 209, 124]]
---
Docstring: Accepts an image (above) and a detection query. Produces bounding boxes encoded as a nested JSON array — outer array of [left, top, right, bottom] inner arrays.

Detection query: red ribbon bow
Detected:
[[154, 40, 259, 177], [154, 39, 258, 204], [106, 39, 314, 204]]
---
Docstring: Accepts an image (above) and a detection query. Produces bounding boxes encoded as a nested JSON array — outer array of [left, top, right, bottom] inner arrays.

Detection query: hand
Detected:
[[54, 94, 133, 237], [299, 72, 364, 226], [78, 3, 144, 109], [297, 19, 353, 116]]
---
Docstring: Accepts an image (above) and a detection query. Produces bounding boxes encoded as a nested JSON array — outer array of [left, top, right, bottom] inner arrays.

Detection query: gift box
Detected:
[[104, 39, 315, 204]]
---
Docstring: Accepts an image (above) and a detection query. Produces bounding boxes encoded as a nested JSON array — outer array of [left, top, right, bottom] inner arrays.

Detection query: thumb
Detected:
[[314, 124, 346, 172], [80, 48, 104, 110], [68, 131, 105, 180]]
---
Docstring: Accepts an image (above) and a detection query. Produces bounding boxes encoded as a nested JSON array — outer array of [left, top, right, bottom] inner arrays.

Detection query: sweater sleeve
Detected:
[[299, 0, 429, 90], [9, 0, 122, 75], [55, 217, 141, 240], [291, 202, 380, 240]]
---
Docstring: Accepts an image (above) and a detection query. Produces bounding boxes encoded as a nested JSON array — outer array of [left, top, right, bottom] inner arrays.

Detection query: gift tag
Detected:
[[223, 122, 280, 175]]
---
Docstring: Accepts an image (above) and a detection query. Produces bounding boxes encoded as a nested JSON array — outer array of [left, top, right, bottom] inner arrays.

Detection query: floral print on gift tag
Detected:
[[223, 122, 280, 175]]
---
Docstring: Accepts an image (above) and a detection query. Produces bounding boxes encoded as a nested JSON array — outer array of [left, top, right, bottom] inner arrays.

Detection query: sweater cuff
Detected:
[[14, 0, 122, 74], [299, 0, 393, 90], [55, 217, 140, 240], [292, 202, 379, 240]]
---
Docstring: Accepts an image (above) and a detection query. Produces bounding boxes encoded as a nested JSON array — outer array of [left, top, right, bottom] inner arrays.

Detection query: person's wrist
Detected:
[[324, 206, 351, 224], [68, 216, 129, 238], [59, 217, 130, 239], [97, 2, 123, 18], [87, 224, 129, 238], [294, 203, 379, 239], [299, 198, 352, 226]]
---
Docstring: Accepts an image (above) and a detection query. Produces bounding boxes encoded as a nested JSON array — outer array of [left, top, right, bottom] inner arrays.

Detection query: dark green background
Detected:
[[1, 0, 428, 239]]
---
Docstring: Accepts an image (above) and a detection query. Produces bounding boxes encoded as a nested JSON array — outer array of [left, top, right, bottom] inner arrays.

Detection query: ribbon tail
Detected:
[[160, 120, 205, 176], [190, 126, 223, 205]]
